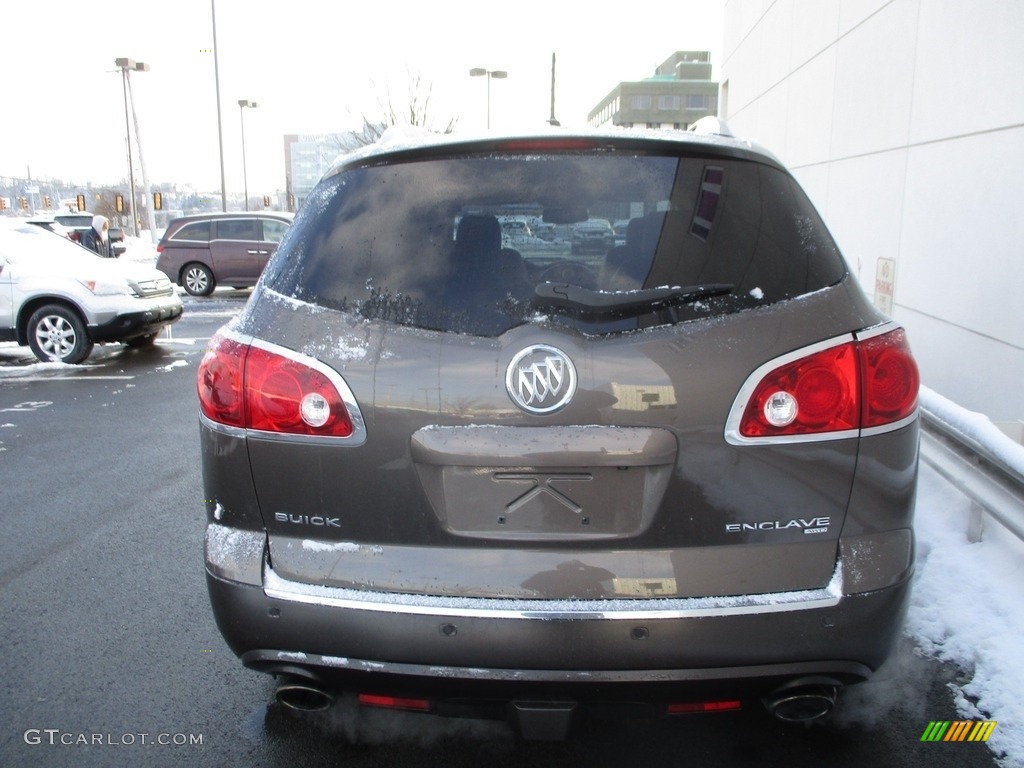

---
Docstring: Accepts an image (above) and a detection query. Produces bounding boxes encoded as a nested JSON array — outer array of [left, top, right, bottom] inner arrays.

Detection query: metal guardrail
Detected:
[[919, 406, 1024, 543]]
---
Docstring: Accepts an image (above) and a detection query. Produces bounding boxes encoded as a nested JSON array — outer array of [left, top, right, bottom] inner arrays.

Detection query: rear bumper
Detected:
[[206, 529, 912, 700]]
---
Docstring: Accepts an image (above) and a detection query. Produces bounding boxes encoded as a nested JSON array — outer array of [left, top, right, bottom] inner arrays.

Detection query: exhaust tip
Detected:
[[275, 679, 335, 712], [764, 684, 837, 723]]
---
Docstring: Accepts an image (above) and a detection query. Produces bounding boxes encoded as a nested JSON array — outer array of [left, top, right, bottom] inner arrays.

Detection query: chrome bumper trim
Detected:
[[262, 560, 843, 621]]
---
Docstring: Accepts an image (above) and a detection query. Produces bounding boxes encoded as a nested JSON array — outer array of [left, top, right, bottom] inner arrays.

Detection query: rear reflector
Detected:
[[727, 325, 919, 444], [667, 700, 743, 714], [358, 694, 432, 712]]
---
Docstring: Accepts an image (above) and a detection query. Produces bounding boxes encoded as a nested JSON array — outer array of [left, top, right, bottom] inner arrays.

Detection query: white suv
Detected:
[[0, 221, 182, 363]]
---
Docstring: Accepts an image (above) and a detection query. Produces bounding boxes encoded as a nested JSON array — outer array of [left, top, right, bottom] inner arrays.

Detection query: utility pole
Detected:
[[116, 58, 145, 236], [125, 68, 157, 241]]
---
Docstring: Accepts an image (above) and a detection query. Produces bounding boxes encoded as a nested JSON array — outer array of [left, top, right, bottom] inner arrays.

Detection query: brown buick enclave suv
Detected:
[[198, 121, 920, 738]]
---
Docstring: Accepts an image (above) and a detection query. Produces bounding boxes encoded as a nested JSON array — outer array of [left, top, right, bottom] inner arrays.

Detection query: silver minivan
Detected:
[[198, 126, 920, 738]]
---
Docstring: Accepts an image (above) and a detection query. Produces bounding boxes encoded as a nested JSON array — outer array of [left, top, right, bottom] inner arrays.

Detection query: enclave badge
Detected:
[[506, 344, 577, 414]]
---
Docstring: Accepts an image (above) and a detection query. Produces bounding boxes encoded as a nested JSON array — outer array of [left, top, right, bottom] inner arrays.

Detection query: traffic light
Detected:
[[116, 194, 124, 213], [263, 195, 270, 208], [44, 195, 52, 208], [77, 194, 86, 211], [0, 197, 7, 210], [19, 196, 28, 210], [153, 191, 162, 211]]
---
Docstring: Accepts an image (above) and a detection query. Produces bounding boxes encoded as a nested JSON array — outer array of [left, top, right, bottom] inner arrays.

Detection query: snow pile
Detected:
[[155, 359, 189, 372], [921, 386, 1024, 477], [119, 234, 159, 265], [0, 358, 80, 377], [907, 394, 1024, 766]]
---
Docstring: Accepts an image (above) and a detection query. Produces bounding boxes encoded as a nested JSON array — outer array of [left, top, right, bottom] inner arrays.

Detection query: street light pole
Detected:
[[115, 57, 149, 237], [212, 0, 227, 212], [548, 52, 560, 127], [238, 100, 258, 212], [469, 68, 508, 129]]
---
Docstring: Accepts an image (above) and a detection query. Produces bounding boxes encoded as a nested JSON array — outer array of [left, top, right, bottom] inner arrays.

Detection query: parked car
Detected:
[[612, 219, 630, 246], [40, 213, 123, 256], [532, 222, 557, 242], [108, 226, 127, 257], [25, 217, 73, 239], [0, 220, 182, 363], [198, 125, 920, 738], [53, 212, 96, 243], [155, 212, 294, 296], [570, 217, 615, 255]]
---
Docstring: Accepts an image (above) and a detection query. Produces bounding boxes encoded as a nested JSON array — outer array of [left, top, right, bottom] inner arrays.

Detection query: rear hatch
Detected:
[[239, 139, 874, 601]]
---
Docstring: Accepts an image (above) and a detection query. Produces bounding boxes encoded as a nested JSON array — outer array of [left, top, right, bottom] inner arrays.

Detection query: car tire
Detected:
[[27, 304, 94, 364], [182, 263, 215, 296]]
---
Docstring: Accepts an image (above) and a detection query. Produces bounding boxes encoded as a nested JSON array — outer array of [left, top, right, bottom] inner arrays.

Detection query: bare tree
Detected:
[[347, 69, 458, 148]]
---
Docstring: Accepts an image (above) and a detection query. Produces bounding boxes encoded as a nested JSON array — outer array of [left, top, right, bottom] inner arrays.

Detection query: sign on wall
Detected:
[[875, 257, 895, 315]]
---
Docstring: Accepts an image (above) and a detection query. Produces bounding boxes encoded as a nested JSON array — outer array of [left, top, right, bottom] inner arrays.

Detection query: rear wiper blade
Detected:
[[533, 282, 734, 316]]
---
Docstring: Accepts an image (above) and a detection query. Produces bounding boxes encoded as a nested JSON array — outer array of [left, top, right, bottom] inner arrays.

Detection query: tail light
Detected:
[[197, 332, 364, 441], [859, 330, 920, 428], [726, 326, 919, 444]]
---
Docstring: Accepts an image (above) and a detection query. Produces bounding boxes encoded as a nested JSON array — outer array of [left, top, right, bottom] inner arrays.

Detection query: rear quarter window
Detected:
[[262, 219, 290, 243], [170, 221, 211, 242]]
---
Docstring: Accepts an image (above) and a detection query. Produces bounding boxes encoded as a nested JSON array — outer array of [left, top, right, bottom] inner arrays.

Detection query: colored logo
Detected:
[[506, 345, 577, 415], [920, 721, 997, 742]]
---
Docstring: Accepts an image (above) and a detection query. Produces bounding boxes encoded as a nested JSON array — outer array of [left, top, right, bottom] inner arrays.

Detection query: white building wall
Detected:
[[720, 0, 1024, 425]]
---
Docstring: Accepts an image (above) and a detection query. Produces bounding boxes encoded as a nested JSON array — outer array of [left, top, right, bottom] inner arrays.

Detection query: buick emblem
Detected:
[[506, 345, 577, 414]]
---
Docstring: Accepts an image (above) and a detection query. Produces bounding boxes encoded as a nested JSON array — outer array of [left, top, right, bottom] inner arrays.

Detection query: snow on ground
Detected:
[[118, 232, 159, 264], [907, 387, 1024, 766]]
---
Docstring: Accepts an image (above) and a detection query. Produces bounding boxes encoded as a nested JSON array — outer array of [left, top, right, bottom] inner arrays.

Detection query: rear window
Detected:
[[263, 151, 846, 337]]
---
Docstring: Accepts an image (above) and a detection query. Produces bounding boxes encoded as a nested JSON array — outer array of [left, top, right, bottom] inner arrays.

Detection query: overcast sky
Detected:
[[1, 0, 724, 195]]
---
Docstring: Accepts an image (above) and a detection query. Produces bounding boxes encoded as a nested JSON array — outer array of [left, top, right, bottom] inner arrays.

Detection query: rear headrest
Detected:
[[456, 215, 501, 252], [625, 217, 644, 247]]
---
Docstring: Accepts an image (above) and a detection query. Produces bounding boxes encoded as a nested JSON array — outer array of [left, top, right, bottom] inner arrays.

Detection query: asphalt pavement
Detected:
[[0, 297, 1002, 767]]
